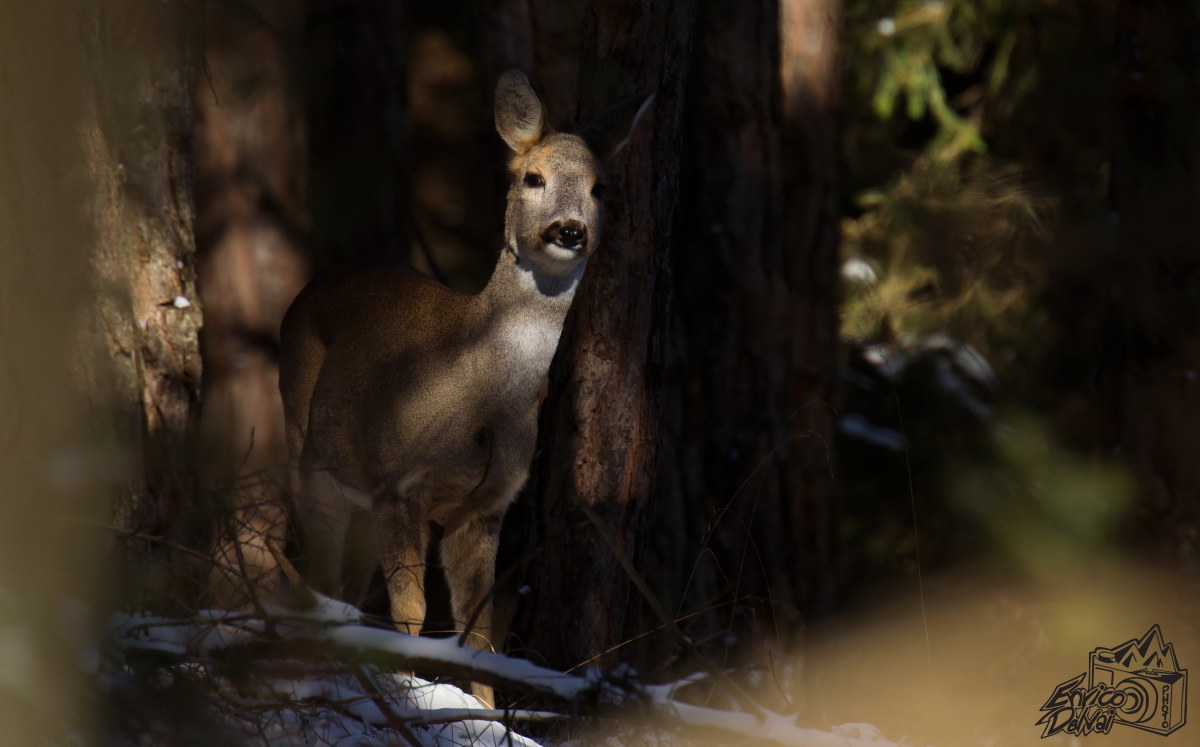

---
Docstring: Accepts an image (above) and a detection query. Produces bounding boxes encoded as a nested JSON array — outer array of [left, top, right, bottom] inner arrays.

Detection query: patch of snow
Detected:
[[934, 357, 991, 420], [652, 692, 901, 746], [102, 611, 546, 746], [839, 414, 906, 451], [329, 625, 591, 702], [859, 336, 997, 417], [861, 344, 908, 380], [916, 335, 996, 390], [841, 257, 878, 284], [262, 590, 363, 625], [833, 722, 887, 740]]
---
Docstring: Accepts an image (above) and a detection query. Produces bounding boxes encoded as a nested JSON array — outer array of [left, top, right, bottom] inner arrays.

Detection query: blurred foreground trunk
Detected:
[[0, 2, 126, 741]]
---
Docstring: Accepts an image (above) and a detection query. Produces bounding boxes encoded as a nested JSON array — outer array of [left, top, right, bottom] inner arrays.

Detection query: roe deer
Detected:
[[278, 69, 651, 706]]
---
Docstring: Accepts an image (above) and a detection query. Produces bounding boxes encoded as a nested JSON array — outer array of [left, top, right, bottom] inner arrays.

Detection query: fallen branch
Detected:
[[104, 602, 912, 747]]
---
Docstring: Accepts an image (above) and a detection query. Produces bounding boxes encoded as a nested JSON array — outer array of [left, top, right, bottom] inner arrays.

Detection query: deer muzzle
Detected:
[[541, 219, 587, 249]]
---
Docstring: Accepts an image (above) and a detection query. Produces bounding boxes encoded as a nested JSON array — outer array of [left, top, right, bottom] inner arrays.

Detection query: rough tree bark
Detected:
[[651, 0, 840, 672], [78, 0, 205, 588], [515, 0, 696, 672]]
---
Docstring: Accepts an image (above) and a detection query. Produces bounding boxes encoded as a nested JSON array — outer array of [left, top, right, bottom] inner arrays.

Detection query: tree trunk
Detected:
[[474, 0, 587, 128], [515, 0, 696, 672], [0, 2, 115, 739], [651, 0, 840, 674], [195, 0, 310, 606], [1101, 0, 1200, 564], [778, 0, 841, 620], [304, 0, 409, 269], [78, 0, 205, 591]]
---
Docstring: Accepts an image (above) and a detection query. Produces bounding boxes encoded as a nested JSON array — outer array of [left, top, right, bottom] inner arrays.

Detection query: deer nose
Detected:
[[543, 219, 587, 249]]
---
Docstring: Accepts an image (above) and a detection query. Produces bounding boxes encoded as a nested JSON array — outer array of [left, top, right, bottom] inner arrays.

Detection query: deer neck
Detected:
[[479, 244, 585, 319], [471, 245, 585, 390]]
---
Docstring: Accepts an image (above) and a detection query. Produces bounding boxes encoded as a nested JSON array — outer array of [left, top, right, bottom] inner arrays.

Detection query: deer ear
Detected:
[[495, 69, 549, 154], [580, 92, 655, 162]]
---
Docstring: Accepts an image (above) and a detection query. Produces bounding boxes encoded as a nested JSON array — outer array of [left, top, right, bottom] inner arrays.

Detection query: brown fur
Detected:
[[279, 70, 649, 706]]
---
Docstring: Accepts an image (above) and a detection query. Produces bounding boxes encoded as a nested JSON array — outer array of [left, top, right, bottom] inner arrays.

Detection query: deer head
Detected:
[[495, 69, 651, 283]]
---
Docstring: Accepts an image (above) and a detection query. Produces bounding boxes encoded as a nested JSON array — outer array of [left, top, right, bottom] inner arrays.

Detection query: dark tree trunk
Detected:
[[778, 0, 841, 621], [78, 0, 205, 588], [304, 0, 409, 269], [195, 1, 310, 606], [474, 0, 588, 128], [1100, 0, 1200, 564], [651, 0, 840, 673], [515, 0, 696, 672]]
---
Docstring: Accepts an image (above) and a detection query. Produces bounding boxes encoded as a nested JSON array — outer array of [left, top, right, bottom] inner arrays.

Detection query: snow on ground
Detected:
[[246, 671, 540, 746], [103, 597, 542, 746], [91, 593, 904, 746]]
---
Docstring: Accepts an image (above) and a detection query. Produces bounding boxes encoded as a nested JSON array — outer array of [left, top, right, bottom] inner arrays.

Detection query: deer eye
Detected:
[[591, 183, 607, 199], [523, 172, 545, 188]]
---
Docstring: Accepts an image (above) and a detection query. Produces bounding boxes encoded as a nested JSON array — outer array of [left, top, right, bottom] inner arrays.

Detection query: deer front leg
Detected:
[[372, 486, 430, 635], [440, 509, 505, 707]]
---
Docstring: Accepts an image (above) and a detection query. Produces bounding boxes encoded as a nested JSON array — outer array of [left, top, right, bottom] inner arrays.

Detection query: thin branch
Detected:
[[579, 504, 766, 719], [348, 661, 423, 745], [265, 535, 318, 608], [564, 601, 734, 674], [408, 708, 566, 726], [49, 514, 217, 566]]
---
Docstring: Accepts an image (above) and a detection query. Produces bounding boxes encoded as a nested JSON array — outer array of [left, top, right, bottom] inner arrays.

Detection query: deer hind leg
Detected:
[[373, 481, 430, 635], [440, 509, 505, 707]]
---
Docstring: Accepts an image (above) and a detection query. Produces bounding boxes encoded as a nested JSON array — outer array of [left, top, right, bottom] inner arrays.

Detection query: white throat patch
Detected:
[[499, 313, 563, 367]]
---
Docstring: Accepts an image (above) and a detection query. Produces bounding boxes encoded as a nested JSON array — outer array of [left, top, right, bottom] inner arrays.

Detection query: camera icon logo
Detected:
[[1038, 624, 1187, 738]]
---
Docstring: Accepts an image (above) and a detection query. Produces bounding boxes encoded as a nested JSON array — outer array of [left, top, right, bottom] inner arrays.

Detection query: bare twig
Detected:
[[264, 535, 319, 609], [579, 503, 767, 719], [348, 662, 423, 745], [409, 708, 566, 726]]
